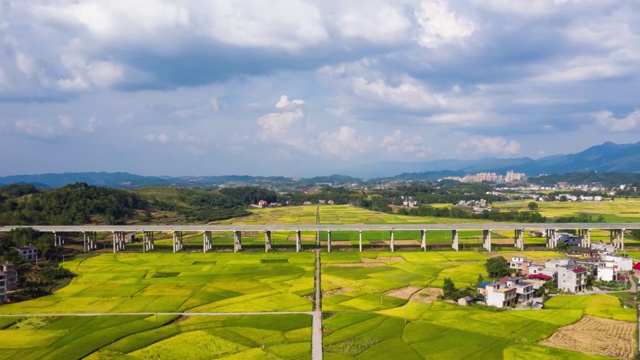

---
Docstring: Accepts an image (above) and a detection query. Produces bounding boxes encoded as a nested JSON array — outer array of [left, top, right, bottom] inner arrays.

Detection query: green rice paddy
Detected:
[[0, 205, 637, 359]]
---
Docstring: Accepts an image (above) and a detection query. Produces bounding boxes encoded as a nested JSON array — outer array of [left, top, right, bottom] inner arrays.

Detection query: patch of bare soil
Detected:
[[384, 286, 421, 299], [492, 238, 515, 245], [393, 240, 420, 245], [368, 241, 386, 246], [540, 316, 636, 359], [409, 287, 443, 304], [323, 287, 353, 298]]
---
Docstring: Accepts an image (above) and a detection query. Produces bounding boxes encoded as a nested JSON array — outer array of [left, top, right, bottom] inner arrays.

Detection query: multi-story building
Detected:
[[558, 267, 588, 293], [0, 262, 17, 291], [485, 277, 535, 308], [510, 256, 531, 276], [0, 271, 6, 302], [17, 245, 38, 262]]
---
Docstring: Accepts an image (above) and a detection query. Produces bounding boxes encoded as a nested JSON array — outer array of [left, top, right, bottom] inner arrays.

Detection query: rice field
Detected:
[[0, 252, 315, 315], [493, 198, 640, 223], [0, 314, 312, 360], [320, 251, 636, 359], [1, 205, 638, 359]]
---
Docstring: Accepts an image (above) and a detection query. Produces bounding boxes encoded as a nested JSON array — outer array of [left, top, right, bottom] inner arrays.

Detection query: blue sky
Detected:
[[1, 0, 639, 177]]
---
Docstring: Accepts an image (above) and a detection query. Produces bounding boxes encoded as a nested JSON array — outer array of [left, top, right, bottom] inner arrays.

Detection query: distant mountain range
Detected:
[[1, 141, 640, 188], [346, 141, 640, 179]]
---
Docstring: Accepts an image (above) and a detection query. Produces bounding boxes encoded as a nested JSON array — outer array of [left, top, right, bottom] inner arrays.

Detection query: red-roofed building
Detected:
[[632, 262, 640, 278], [529, 273, 552, 280], [558, 267, 587, 293]]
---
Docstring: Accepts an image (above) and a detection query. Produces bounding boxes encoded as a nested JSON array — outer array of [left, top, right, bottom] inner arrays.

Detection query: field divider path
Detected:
[[312, 248, 323, 360], [0, 311, 315, 317]]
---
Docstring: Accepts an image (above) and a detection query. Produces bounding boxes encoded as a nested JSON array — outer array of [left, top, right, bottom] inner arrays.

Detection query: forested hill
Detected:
[[0, 184, 277, 225], [0, 183, 146, 225]]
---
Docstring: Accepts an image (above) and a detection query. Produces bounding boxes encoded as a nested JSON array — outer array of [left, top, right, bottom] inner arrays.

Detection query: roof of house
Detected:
[[633, 263, 640, 270], [496, 287, 516, 293], [18, 245, 38, 251], [571, 267, 587, 274], [478, 281, 491, 288], [529, 273, 552, 280]]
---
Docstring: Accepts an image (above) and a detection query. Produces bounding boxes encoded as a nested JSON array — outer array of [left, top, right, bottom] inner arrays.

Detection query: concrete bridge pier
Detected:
[[203, 231, 212, 253], [112, 231, 125, 253], [421, 230, 427, 251], [172, 231, 183, 253], [82, 231, 89, 252], [610, 229, 625, 250], [327, 230, 332, 252], [143, 231, 154, 252], [451, 230, 459, 251], [546, 229, 557, 249], [483, 230, 492, 252], [578, 229, 591, 248], [359, 230, 363, 252], [53, 232, 62, 247], [390, 229, 395, 252], [295, 231, 302, 252], [265, 230, 272, 252], [514, 229, 524, 251], [84, 231, 98, 252], [234, 231, 242, 252]]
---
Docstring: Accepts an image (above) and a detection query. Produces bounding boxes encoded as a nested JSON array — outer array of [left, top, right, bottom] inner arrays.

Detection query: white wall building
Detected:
[[558, 267, 588, 293]]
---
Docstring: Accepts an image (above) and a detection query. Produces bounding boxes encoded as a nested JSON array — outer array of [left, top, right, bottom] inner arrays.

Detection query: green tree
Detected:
[[485, 256, 510, 278], [527, 202, 539, 210], [443, 277, 456, 298], [476, 274, 484, 286]]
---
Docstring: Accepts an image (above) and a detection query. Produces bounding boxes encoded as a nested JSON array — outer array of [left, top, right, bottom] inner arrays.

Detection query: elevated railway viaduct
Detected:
[[0, 223, 636, 253]]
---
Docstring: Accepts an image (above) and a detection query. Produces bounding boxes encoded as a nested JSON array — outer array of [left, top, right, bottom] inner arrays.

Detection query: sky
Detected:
[[1, 0, 639, 177]]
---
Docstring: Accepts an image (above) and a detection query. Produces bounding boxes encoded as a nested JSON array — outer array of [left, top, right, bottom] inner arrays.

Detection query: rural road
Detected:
[[312, 248, 323, 360]]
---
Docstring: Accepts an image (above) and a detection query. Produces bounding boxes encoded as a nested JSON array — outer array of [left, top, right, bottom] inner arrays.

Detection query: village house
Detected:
[[17, 244, 38, 262], [485, 277, 535, 308], [591, 241, 615, 254], [457, 295, 475, 306], [633, 263, 640, 278], [510, 256, 531, 276], [0, 271, 6, 302], [558, 267, 588, 293], [257, 200, 268, 208], [1, 262, 17, 291], [596, 255, 632, 282]]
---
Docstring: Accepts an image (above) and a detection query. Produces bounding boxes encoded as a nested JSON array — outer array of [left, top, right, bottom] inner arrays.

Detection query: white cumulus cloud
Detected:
[[275, 95, 305, 109], [415, 0, 475, 49], [458, 136, 521, 155], [257, 109, 305, 139], [317, 126, 372, 158], [594, 110, 640, 132], [382, 130, 430, 158], [351, 77, 446, 110]]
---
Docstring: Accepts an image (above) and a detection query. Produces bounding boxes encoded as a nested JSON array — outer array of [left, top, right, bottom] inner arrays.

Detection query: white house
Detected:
[[596, 264, 615, 282], [601, 255, 632, 271], [17, 245, 38, 261], [558, 267, 588, 293], [485, 277, 535, 308], [591, 242, 615, 254]]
